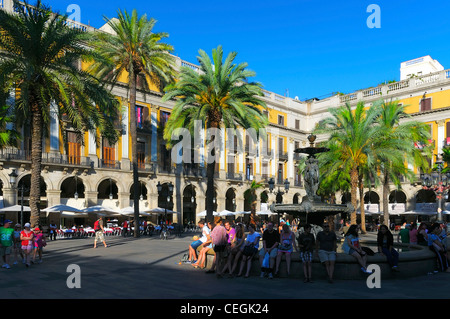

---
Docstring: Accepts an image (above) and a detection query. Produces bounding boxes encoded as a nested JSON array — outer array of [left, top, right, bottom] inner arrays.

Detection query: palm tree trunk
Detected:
[[129, 72, 140, 238], [206, 118, 220, 225], [30, 107, 43, 227], [358, 175, 366, 234], [350, 166, 358, 225], [383, 169, 390, 226]]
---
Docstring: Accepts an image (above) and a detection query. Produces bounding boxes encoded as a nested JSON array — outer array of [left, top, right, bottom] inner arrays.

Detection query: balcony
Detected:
[[278, 151, 288, 161], [183, 164, 204, 177], [99, 159, 121, 169], [0, 148, 92, 167], [226, 172, 242, 181]]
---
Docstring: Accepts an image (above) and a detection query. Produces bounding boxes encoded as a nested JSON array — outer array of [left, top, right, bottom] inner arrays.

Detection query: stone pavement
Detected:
[[0, 232, 449, 301]]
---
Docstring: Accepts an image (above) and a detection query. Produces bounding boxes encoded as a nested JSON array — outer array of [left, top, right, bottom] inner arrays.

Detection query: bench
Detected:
[[197, 241, 437, 279]]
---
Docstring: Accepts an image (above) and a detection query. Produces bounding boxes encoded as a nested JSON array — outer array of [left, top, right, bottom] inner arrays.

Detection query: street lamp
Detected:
[[109, 178, 113, 200], [9, 169, 26, 226], [420, 153, 450, 223], [268, 177, 290, 195], [74, 174, 79, 200]]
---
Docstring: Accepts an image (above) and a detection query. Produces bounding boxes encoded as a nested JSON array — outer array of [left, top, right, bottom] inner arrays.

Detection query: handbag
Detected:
[[279, 243, 293, 251], [262, 252, 270, 269]]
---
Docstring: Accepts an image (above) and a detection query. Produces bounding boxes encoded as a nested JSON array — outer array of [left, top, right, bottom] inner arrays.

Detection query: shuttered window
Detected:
[[67, 131, 81, 165]]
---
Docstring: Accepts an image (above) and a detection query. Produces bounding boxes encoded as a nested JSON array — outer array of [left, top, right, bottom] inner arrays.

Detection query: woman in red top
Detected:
[[20, 223, 34, 267]]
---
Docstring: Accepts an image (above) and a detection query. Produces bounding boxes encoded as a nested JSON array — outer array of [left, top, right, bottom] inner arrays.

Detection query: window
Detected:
[[295, 119, 300, 130], [420, 98, 431, 112], [136, 106, 143, 128], [278, 137, 284, 156], [67, 131, 81, 165], [160, 111, 170, 128], [137, 141, 145, 169], [102, 137, 115, 168], [278, 115, 285, 126]]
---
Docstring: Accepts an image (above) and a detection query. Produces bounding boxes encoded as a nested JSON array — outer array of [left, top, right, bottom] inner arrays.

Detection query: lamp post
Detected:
[[268, 176, 290, 224], [420, 153, 450, 223], [9, 169, 25, 226], [74, 174, 79, 200], [109, 178, 113, 200]]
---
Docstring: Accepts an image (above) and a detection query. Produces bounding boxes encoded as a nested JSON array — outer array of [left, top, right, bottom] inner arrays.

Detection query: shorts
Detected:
[[0, 246, 12, 256], [259, 248, 278, 258], [190, 240, 203, 250], [95, 231, 105, 242], [318, 250, 336, 263], [300, 251, 313, 262], [22, 245, 33, 252]]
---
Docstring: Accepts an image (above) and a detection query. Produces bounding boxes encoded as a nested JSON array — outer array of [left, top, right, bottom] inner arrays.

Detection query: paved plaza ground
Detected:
[[0, 231, 448, 304]]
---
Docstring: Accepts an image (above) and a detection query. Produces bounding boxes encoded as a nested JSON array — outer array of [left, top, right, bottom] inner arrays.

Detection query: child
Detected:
[[13, 224, 23, 266], [32, 227, 46, 264], [297, 224, 315, 282], [20, 223, 34, 267]]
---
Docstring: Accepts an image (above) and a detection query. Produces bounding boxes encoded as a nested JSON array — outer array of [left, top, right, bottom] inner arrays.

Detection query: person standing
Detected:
[[397, 224, 410, 244], [298, 224, 315, 282], [93, 217, 107, 248], [409, 222, 418, 245], [49, 221, 57, 241], [12, 224, 23, 266], [0, 220, 14, 269], [210, 217, 228, 278], [258, 222, 279, 279], [20, 223, 34, 267], [32, 227, 46, 264], [316, 222, 338, 283], [122, 219, 129, 237]]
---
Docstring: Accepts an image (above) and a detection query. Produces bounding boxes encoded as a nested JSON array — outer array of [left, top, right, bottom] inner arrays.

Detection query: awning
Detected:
[[147, 207, 177, 214], [120, 206, 151, 217], [219, 210, 235, 217], [0, 204, 31, 212], [197, 210, 218, 217]]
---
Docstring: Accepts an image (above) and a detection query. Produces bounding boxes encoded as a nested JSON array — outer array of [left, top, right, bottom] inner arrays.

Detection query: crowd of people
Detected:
[[183, 217, 450, 282], [0, 220, 46, 269]]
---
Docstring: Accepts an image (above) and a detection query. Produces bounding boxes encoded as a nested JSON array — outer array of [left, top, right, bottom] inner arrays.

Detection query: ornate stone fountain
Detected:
[[271, 134, 353, 225]]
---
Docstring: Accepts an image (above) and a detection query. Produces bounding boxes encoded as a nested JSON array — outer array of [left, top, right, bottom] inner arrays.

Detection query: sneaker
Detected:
[[268, 273, 273, 279], [260, 272, 265, 278], [1, 264, 6, 268], [361, 267, 368, 274], [4, 264, 10, 269], [391, 266, 399, 272]]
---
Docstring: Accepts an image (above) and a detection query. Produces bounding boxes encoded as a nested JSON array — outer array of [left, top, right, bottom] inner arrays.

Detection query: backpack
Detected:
[[94, 220, 101, 231]]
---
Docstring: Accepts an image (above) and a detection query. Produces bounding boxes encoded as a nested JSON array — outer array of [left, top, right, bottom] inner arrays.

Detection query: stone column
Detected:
[[84, 191, 98, 207], [437, 119, 445, 155], [2, 188, 16, 207]]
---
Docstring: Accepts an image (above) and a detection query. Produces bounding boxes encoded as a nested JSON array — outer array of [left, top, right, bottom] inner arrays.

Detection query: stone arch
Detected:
[[389, 190, 407, 203], [364, 191, 380, 204], [293, 193, 301, 204]]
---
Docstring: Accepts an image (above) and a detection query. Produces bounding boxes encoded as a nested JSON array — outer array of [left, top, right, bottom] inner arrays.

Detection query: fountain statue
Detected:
[[271, 134, 353, 225]]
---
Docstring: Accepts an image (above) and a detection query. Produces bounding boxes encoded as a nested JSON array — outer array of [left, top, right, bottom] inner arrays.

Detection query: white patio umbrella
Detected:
[[235, 211, 251, 215], [197, 210, 218, 217], [256, 210, 277, 216], [219, 210, 236, 217], [120, 206, 151, 216], [42, 204, 83, 213], [83, 205, 121, 217], [0, 205, 31, 212], [60, 211, 89, 218], [146, 207, 177, 214]]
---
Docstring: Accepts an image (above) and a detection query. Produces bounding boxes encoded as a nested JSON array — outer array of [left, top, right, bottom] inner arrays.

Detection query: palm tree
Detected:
[[89, 9, 176, 236], [0, 1, 120, 227], [315, 101, 382, 225], [376, 100, 432, 225], [162, 46, 268, 224]]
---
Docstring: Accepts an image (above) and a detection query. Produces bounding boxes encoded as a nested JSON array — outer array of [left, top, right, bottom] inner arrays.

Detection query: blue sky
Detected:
[[48, 0, 450, 100]]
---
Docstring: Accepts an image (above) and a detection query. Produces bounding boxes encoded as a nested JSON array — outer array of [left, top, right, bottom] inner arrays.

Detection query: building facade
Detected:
[[0, 0, 449, 226]]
